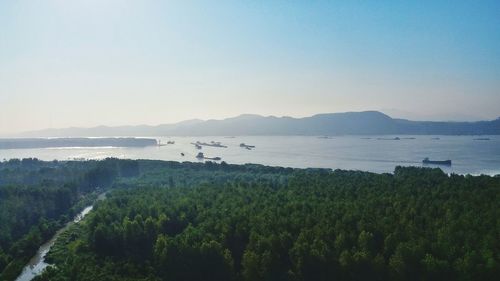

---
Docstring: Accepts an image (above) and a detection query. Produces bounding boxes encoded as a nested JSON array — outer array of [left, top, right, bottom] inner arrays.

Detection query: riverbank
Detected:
[[14, 192, 106, 281]]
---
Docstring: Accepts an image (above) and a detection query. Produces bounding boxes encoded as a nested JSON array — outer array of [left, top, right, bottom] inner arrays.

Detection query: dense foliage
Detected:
[[0, 158, 140, 280], [30, 162, 500, 281]]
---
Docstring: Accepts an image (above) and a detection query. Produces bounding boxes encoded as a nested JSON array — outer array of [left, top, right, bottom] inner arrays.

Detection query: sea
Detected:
[[0, 136, 499, 175]]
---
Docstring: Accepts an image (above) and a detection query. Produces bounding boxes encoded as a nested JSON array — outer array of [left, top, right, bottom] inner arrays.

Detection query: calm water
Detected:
[[1, 136, 499, 175]]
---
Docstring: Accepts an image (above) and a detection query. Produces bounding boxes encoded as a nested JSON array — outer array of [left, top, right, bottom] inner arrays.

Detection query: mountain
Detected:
[[17, 111, 500, 137]]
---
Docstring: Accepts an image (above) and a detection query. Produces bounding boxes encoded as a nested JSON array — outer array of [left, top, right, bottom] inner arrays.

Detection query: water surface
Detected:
[[1, 136, 499, 175]]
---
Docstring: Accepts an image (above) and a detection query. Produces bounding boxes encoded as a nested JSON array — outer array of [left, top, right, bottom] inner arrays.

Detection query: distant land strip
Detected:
[[0, 138, 157, 149]]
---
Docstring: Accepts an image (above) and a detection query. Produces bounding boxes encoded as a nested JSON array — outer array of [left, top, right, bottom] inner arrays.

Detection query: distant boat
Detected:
[[377, 137, 400, 141], [207, 157, 222, 161], [180, 153, 185, 156], [167, 141, 175, 144], [195, 152, 221, 161], [194, 141, 227, 148], [422, 158, 452, 166], [190, 143, 203, 149], [431, 137, 441, 140], [473, 138, 490, 141], [240, 143, 255, 149]]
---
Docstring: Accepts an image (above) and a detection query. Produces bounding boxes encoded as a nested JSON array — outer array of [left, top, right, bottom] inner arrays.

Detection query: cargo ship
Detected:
[[422, 158, 452, 166], [196, 152, 221, 161]]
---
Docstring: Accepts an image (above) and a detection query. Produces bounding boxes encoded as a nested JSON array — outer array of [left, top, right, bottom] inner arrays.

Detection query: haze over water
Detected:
[[1, 136, 499, 175]]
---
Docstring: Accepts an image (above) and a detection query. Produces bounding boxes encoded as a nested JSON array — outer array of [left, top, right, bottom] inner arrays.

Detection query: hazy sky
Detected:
[[1, 0, 499, 134]]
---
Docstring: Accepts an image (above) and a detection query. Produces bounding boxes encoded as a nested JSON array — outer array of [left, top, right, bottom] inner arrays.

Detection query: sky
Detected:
[[1, 0, 499, 134]]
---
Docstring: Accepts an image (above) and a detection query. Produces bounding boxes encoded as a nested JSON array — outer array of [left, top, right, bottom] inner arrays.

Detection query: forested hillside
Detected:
[[22, 161, 500, 281]]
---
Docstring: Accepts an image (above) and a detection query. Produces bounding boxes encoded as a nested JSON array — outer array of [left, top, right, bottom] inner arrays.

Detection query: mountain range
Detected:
[[16, 111, 500, 137]]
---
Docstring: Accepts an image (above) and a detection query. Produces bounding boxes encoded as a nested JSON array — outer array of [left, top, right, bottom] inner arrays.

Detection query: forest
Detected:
[[1, 159, 499, 281], [0, 158, 140, 280]]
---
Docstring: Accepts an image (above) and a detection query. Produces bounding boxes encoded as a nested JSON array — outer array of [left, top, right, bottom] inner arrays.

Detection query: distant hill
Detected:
[[17, 111, 500, 137]]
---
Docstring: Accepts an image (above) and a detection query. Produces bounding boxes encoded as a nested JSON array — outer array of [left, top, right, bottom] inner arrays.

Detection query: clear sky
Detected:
[[1, 0, 499, 134]]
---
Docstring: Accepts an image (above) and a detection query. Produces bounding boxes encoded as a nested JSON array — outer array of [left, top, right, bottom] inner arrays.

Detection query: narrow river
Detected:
[[15, 193, 107, 281]]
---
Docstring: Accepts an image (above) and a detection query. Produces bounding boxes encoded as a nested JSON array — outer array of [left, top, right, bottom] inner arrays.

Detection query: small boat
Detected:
[[195, 152, 221, 161], [194, 141, 227, 148], [207, 141, 227, 148], [206, 157, 222, 161], [180, 153, 185, 156], [422, 158, 452, 166], [473, 138, 490, 141], [431, 137, 441, 140], [167, 141, 175, 144], [377, 137, 401, 141], [240, 143, 255, 149], [191, 143, 203, 149]]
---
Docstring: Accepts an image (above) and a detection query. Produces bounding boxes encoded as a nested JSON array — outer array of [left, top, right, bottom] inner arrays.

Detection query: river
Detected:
[[15, 193, 106, 281], [1, 136, 499, 175]]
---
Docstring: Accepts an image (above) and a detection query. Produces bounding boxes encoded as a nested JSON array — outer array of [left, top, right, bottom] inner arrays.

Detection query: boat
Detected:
[[431, 137, 441, 140], [377, 137, 401, 141], [180, 153, 185, 156], [240, 143, 255, 149], [195, 152, 221, 161], [206, 156, 222, 161], [473, 138, 490, 141], [194, 141, 227, 148], [422, 158, 452, 166], [190, 143, 203, 149], [167, 141, 175, 144]]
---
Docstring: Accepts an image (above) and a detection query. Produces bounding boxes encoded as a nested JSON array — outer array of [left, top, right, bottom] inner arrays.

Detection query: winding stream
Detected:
[[15, 193, 106, 281]]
